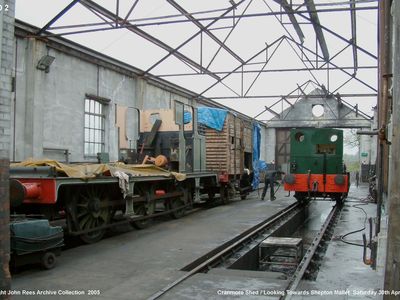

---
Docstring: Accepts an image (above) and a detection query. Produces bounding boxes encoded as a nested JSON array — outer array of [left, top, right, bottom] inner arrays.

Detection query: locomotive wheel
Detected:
[[228, 183, 236, 199], [74, 187, 111, 243], [294, 192, 307, 204], [207, 191, 215, 202], [334, 194, 345, 206], [131, 205, 152, 229], [170, 198, 186, 219], [220, 185, 229, 204]]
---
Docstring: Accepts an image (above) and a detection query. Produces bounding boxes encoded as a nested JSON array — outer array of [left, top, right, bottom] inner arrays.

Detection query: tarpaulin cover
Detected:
[[197, 107, 228, 131], [11, 159, 186, 181], [258, 160, 267, 171], [10, 219, 63, 255], [252, 123, 262, 189], [183, 110, 192, 124]]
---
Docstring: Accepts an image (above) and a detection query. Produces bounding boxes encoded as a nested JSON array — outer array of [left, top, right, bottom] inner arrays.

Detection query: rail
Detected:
[[147, 202, 302, 300], [283, 204, 340, 299]]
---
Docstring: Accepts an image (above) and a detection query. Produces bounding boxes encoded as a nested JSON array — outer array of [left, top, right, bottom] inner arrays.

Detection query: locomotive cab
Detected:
[[137, 102, 206, 173]]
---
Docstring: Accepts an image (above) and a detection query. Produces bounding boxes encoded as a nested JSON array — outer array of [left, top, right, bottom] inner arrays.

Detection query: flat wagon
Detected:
[[10, 102, 254, 243]]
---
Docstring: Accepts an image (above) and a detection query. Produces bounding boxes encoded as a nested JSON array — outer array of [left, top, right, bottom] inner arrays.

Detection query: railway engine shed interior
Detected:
[[1, 0, 400, 299]]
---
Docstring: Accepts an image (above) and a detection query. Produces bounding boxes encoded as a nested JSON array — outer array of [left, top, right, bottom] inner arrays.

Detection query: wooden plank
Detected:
[[204, 111, 255, 176]]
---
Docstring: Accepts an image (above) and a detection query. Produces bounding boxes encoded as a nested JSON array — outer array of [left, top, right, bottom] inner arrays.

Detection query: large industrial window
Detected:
[[84, 98, 105, 156]]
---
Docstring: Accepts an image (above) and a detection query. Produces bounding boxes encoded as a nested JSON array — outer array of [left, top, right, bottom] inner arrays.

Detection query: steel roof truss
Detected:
[[350, 0, 358, 74], [165, 0, 245, 65], [305, 0, 330, 62], [37, 0, 82, 35], [272, 0, 305, 44], [79, 0, 221, 80]]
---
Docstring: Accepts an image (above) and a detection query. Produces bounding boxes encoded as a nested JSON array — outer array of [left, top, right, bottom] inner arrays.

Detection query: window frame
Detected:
[[84, 97, 106, 157]]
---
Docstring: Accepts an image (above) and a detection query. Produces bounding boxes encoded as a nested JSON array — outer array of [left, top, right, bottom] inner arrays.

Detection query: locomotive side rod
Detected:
[[147, 202, 301, 300]]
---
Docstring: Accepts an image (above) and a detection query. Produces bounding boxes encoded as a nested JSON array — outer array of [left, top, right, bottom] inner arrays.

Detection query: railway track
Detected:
[[148, 202, 303, 300], [147, 201, 341, 300], [283, 204, 340, 299]]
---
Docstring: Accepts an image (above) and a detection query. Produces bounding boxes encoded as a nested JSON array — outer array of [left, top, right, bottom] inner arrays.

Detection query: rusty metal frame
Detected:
[[305, 0, 330, 62], [272, 0, 305, 44], [142, 0, 247, 77], [38, 5, 378, 35], [80, 0, 223, 80], [123, 0, 139, 25], [255, 80, 373, 122], [32, 0, 378, 120], [37, 0, 82, 35], [165, 0, 244, 65], [350, 0, 358, 74]]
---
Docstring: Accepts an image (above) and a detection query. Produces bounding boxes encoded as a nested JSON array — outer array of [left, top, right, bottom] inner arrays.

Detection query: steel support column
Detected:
[[384, 0, 400, 297]]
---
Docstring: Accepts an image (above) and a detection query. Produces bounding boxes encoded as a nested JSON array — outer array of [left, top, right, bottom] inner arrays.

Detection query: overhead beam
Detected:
[[198, 36, 286, 97], [206, 0, 254, 70], [37, 0, 82, 35], [265, 105, 280, 118], [165, 0, 245, 64], [263, 119, 373, 128], [305, 0, 330, 61], [41, 6, 378, 33], [79, 0, 220, 80], [296, 11, 376, 61], [350, 0, 358, 73], [244, 37, 285, 97], [285, 35, 377, 92], [144, 0, 247, 78], [123, 0, 140, 24], [282, 96, 294, 108], [272, 0, 305, 44], [210, 93, 377, 99], [156, 65, 377, 77]]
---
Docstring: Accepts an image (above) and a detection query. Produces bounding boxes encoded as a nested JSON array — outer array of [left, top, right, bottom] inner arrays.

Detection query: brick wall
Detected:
[[0, 0, 15, 293]]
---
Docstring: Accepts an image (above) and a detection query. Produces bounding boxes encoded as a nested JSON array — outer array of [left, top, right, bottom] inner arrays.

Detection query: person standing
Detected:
[[261, 169, 285, 201], [356, 171, 360, 188]]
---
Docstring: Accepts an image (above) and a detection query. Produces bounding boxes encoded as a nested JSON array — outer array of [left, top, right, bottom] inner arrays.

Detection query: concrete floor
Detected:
[[11, 187, 295, 299], [296, 184, 385, 299], [10, 184, 385, 300], [156, 184, 385, 300]]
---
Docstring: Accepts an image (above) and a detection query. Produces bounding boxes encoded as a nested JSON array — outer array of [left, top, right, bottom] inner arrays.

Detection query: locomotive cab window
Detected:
[[295, 132, 305, 142], [316, 144, 336, 154]]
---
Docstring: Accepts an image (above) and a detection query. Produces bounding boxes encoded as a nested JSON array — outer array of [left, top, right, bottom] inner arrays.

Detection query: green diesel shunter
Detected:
[[283, 128, 350, 203]]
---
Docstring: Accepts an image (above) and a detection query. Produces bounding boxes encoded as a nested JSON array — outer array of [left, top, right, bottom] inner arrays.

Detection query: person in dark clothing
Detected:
[[240, 169, 252, 189], [355, 171, 360, 188], [261, 169, 285, 201]]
